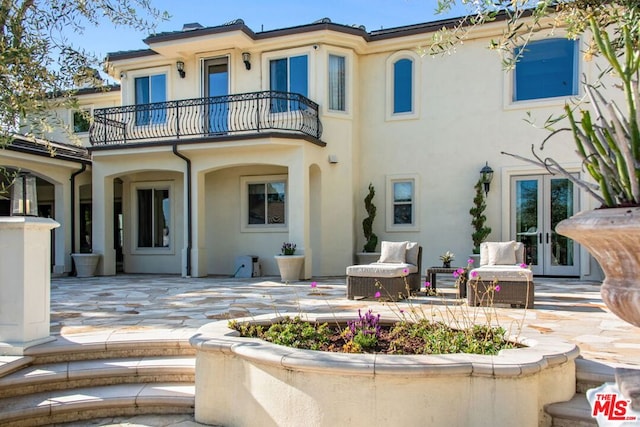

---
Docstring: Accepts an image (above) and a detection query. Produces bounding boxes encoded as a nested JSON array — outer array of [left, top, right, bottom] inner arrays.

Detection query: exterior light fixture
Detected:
[[176, 61, 186, 78], [480, 162, 494, 196], [11, 172, 38, 216], [242, 52, 251, 70]]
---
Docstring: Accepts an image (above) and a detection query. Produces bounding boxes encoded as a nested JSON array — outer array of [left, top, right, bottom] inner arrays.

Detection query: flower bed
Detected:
[[190, 313, 579, 427]]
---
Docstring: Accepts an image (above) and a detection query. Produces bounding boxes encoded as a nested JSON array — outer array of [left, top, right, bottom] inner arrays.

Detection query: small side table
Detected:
[[425, 266, 466, 298]]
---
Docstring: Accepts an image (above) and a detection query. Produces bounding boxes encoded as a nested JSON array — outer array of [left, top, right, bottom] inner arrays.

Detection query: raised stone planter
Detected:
[[190, 313, 580, 427]]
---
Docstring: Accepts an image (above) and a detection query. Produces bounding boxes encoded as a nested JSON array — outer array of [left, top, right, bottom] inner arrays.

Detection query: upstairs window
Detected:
[[134, 73, 167, 125], [73, 109, 91, 133], [270, 55, 308, 112], [393, 58, 413, 114], [513, 38, 578, 102], [328, 54, 346, 111]]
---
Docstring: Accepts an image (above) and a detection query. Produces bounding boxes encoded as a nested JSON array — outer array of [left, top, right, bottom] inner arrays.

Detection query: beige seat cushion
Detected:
[[406, 242, 420, 266], [379, 241, 408, 263], [470, 265, 533, 282], [346, 263, 418, 278]]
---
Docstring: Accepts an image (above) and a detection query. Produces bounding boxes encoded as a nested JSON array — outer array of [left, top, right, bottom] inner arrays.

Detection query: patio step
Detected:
[[0, 335, 195, 425], [545, 394, 597, 426], [0, 382, 194, 427], [544, 358, 616, 426]]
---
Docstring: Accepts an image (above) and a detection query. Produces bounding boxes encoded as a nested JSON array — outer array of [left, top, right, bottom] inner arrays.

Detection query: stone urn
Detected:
[[274, 255, 304, 282], [71, 253, 101, 278], [556, 207, 640, 328]]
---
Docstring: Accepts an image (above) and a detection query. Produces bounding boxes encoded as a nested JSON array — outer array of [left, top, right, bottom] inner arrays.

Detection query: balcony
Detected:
[[90, 91, 322, 146]]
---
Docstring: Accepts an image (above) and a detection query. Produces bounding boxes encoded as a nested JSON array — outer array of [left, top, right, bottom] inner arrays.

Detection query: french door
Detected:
[[203, 57, 229, 133], [511, 175, 580, 276]]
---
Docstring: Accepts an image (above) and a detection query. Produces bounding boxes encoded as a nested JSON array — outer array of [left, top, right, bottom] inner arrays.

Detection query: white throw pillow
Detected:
[[405, 242, 420, 266], [487, 241, 517, 265], [379, 241, 408, 263]]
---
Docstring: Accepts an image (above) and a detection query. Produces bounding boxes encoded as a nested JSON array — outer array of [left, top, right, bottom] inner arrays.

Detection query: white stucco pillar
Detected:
[[0, 217, 59, 355], [92, 173, 115, 275], [288, 159, 311, 279], [190, 171, 207, 277], [52, 182, 70, 275]]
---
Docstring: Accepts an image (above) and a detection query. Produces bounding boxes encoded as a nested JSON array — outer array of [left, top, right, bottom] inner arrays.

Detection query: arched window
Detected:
[[393, 58, 413, 113]]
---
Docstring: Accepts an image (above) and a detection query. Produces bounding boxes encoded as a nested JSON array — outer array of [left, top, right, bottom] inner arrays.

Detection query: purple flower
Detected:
[[400, 309, 404, 314], [467, 258, 475, 265], [519, 263, 528, 269], [495, 285, 501, 293], [310, 282, 317, 288], [375, 291, 381, 298], [402, 268, 409, 276], [470, 270, 478, 279], [425, 281, 431, 288]]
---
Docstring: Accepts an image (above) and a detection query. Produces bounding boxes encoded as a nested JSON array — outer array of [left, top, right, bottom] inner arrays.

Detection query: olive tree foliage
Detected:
[[430, 1, 640, 207], [0, 0, 168, 144]]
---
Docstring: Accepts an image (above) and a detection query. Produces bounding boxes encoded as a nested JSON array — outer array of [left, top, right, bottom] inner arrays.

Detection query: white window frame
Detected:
[[326, 50, 350, 115], [124, 66, 171, 106], [503, 34, 582, 110], [385, 51, 421, 121], [131, 180, 174, 254], [71, 107, 92, 134], [385, 174, 419, 232], [241, 174, 288, 233], [262, 47, 315, 101]]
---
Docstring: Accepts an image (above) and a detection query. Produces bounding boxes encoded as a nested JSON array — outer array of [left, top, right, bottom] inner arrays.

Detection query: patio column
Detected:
[[0, 217, 59, 354], [190, 171, 207, 277], [92, 173, 115, 275], [52, 181, 70, 275], [287, 160, 311, 279]]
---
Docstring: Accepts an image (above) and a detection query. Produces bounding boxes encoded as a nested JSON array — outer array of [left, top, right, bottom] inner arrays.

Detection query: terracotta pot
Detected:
[[274, 255, 304, 282], [556, 207, 640, 328]]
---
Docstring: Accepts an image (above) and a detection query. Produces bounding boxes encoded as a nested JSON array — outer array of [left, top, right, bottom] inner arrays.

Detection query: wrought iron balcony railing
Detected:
[[90, 91, 322, 145]]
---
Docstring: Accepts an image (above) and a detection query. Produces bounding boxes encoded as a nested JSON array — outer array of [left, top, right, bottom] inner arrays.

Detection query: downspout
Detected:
[[172, 144, 192, 277], [70, 164, 87, 274]]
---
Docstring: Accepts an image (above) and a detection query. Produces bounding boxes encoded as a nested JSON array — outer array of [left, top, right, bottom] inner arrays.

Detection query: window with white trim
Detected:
[[393, 58, 413, 114], [134, 73, 167, 125], [241, 175, 287, 230], [135, 184, 170, 248], [386, 175, 419, 231], [328, 54, 346, 111], [270, 54, 308, 112], [513, 38, 579, 102]]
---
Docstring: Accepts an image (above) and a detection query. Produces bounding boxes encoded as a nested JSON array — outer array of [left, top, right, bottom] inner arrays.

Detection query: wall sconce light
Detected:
[[242, 52, 251, 70], [10, 172, 38, 216], [176, 61, 186, 78], [479, 161, 494, 196], [328, 154, 338, 164]]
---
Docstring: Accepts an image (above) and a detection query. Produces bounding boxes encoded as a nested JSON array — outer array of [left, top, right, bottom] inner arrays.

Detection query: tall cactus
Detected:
[[362, 183, 378, 252]]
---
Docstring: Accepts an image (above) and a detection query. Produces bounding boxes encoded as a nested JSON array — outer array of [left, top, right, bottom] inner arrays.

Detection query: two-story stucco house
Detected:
[[1, 16, 606, 280]]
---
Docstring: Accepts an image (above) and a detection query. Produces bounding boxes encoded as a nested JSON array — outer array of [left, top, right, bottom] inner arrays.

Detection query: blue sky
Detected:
[[76, 0, 469, 58]]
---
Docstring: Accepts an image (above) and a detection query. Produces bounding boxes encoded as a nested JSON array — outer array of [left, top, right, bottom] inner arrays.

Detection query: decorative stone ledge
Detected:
[[191, 313, 580, 427]]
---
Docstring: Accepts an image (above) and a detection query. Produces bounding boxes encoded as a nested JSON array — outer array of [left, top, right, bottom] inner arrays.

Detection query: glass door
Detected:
[[511, 175, 579, 276], [204, 57, 229, 134]]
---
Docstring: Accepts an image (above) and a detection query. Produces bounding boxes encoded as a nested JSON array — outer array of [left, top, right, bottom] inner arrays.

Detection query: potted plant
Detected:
[[469, 177, 491, 267], [439, 251, 455, 268], [356, 183, 380, 264], [274, 242, 304, 282]]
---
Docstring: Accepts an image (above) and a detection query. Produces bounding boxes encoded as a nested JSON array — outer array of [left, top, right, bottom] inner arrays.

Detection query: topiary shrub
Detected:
[[362, 183, 378, 253]]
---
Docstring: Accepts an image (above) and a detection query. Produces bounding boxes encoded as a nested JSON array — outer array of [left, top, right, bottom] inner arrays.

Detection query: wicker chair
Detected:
[[467, 241, 534, 309], [346, 244, 422, 301]]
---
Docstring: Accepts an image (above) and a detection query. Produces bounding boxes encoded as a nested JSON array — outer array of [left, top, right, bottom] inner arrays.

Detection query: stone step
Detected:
[[0, 382, 194, 427], [545, 393, 597, 426], [575, 358, 615, 394], [0, 356, 195, 399], [22, 331, 195, 365]]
